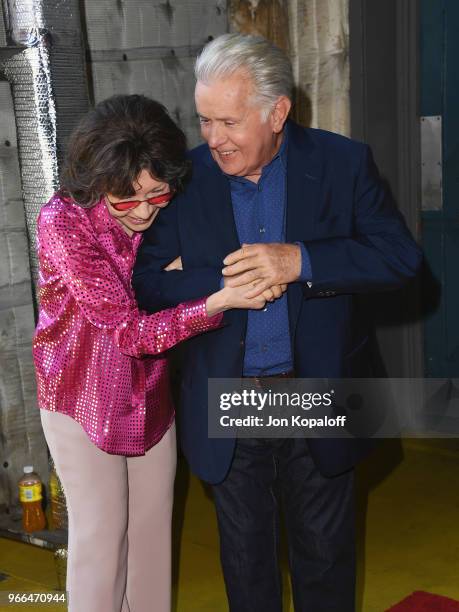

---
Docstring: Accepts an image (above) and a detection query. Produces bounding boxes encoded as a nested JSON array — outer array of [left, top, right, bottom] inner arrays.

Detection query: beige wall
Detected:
[[229, 0, 350, 135]]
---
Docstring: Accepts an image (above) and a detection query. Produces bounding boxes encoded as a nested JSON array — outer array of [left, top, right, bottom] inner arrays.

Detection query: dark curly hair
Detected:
[[59, 94, 191, 207]]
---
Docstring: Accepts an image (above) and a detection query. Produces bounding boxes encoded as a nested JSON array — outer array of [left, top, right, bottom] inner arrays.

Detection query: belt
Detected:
[[243, 370, 295, 385], [244, 370, 294, 379]]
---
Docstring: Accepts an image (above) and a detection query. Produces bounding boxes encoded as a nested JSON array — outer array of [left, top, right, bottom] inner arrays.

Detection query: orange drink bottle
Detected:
[[18, 466, 46, 532]]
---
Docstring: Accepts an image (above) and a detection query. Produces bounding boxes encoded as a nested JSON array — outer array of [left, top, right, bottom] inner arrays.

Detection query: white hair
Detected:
[[194, 33, 293, 120]]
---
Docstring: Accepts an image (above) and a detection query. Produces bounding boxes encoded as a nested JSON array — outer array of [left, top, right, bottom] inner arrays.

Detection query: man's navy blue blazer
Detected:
[[133, 121, 422, 484]]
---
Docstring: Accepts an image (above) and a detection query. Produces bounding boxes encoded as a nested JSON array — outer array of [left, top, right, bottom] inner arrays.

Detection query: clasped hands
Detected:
[[165, 243, 301, 310]]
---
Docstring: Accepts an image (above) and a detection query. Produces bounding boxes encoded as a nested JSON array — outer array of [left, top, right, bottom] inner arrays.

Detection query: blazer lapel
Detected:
[[201, 150, 241, 257], [195, 130, 325, 341], [285, 122, 323, 336], [198, 148, 248, 333]]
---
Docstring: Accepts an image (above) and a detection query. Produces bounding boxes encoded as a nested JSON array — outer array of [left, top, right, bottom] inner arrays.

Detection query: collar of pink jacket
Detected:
[[85, 197, 143, 251], [88, 196, 120, 235]]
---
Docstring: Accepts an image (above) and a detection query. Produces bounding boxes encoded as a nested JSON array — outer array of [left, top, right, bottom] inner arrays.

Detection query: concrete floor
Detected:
[[1, 439, 458, 611]]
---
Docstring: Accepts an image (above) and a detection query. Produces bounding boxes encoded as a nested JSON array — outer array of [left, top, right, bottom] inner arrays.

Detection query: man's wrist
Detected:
[[294, 242, 312, 283]]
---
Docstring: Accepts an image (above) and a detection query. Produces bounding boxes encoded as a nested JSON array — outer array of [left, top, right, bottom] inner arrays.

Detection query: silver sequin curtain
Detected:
[[0, 0, 89, 512], [2, 0, 90, 284]]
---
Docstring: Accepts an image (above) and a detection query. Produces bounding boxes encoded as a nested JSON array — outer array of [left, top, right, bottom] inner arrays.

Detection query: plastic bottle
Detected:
[[19, 466, 46, 532]]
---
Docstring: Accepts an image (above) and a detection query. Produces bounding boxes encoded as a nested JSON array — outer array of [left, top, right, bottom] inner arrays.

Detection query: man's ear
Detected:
[[271, 96, 292, 133]]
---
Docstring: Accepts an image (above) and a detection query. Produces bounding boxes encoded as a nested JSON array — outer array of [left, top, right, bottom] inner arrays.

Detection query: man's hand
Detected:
[[222, 275, 287, 302], [164, 255, 286, 303], [222, 243, 301, 297]]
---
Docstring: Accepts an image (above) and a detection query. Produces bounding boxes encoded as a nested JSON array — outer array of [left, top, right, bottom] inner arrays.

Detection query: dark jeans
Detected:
[[212, 438, 355, 612]]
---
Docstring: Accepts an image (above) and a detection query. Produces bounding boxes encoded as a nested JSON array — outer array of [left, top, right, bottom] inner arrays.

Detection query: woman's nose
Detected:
[[134, 201, 153, 219]]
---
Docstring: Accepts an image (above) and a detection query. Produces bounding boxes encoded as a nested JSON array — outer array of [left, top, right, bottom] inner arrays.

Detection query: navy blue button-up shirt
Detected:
[[225, 127, 311, 375]]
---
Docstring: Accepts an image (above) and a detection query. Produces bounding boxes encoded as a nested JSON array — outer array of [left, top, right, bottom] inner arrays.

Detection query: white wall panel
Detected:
[[84, 0, 228, 147], [91, 55, 202, 143], [84, 0, 226, 50]]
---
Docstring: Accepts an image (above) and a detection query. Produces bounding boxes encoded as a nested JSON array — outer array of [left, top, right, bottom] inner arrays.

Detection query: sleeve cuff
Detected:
[[183, 297, 224, 334], [295, 242, 313, 283]]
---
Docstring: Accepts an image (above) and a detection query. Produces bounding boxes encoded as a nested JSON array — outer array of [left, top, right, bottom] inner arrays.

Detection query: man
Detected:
[[133, 33, 421, 611]]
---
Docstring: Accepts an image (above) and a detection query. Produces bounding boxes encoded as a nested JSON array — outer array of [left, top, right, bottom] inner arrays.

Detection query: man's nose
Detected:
[[206, 123, 226, 148]]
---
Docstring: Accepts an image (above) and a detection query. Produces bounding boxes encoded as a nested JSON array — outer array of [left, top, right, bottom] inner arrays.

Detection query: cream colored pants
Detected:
[[40, 410, 176, 612]]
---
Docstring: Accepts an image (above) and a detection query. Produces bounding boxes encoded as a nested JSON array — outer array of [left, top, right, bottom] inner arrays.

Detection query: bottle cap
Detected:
[[23, 466, 34, 474]]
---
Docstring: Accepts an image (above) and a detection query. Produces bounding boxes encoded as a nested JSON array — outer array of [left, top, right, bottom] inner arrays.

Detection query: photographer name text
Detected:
[[220, 415, 346, 428]]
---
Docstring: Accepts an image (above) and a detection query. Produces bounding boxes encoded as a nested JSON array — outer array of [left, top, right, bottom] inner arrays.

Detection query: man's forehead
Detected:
[[195, 76, 257, 115], [196, 72, 254, 96]]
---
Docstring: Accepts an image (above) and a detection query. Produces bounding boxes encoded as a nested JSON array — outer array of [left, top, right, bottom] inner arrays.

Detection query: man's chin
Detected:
[[215, 160, 244, 176], [211, 153, 240, 174]]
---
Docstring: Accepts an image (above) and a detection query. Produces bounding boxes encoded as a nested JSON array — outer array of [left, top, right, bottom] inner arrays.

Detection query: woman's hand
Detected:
[[260, 283, 287, 302], [164, 256, 183, 271], [206, 284, 267, 317], [223, 274, 287, 302]]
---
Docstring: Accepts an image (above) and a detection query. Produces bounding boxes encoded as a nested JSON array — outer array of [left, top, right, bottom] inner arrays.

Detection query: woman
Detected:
[[33, 95, 269, 612]]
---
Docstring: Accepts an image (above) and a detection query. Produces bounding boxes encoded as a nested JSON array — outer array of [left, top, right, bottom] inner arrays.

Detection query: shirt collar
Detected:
[[87, 197, 116, 235], [87, 197, 142, 249], [277, 122, 289, 171]]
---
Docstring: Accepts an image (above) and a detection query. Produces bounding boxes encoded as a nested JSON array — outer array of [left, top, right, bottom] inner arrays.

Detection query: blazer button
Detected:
[[240, 340, 245, 347]]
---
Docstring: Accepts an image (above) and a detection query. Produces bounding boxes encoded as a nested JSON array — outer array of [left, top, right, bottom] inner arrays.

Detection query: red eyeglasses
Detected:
[[106, 191, 175, 212]]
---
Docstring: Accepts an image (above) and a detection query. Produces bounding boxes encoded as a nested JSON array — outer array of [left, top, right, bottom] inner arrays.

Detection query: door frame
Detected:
[[349, 0, 423, 378]]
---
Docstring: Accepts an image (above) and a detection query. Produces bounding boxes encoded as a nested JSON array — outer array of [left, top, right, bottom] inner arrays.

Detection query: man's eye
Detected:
[[225, 122, 235, 127], [199, 118, 209, 124]]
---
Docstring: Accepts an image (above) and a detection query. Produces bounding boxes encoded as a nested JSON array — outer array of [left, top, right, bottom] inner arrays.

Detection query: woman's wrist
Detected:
[[206, 289, 228, 317]]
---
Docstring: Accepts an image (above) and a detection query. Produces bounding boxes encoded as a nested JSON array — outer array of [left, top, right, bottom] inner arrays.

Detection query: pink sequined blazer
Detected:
[[33, 194, 222, 455]]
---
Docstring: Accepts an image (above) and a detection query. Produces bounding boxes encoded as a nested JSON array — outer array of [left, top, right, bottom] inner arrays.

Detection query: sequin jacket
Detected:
[[33, 194, 222, 455]]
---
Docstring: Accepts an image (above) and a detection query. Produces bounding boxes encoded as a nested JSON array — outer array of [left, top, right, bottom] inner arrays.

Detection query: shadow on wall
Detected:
[[367, 176, 440, 331], [292, 85, 313, 128]]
